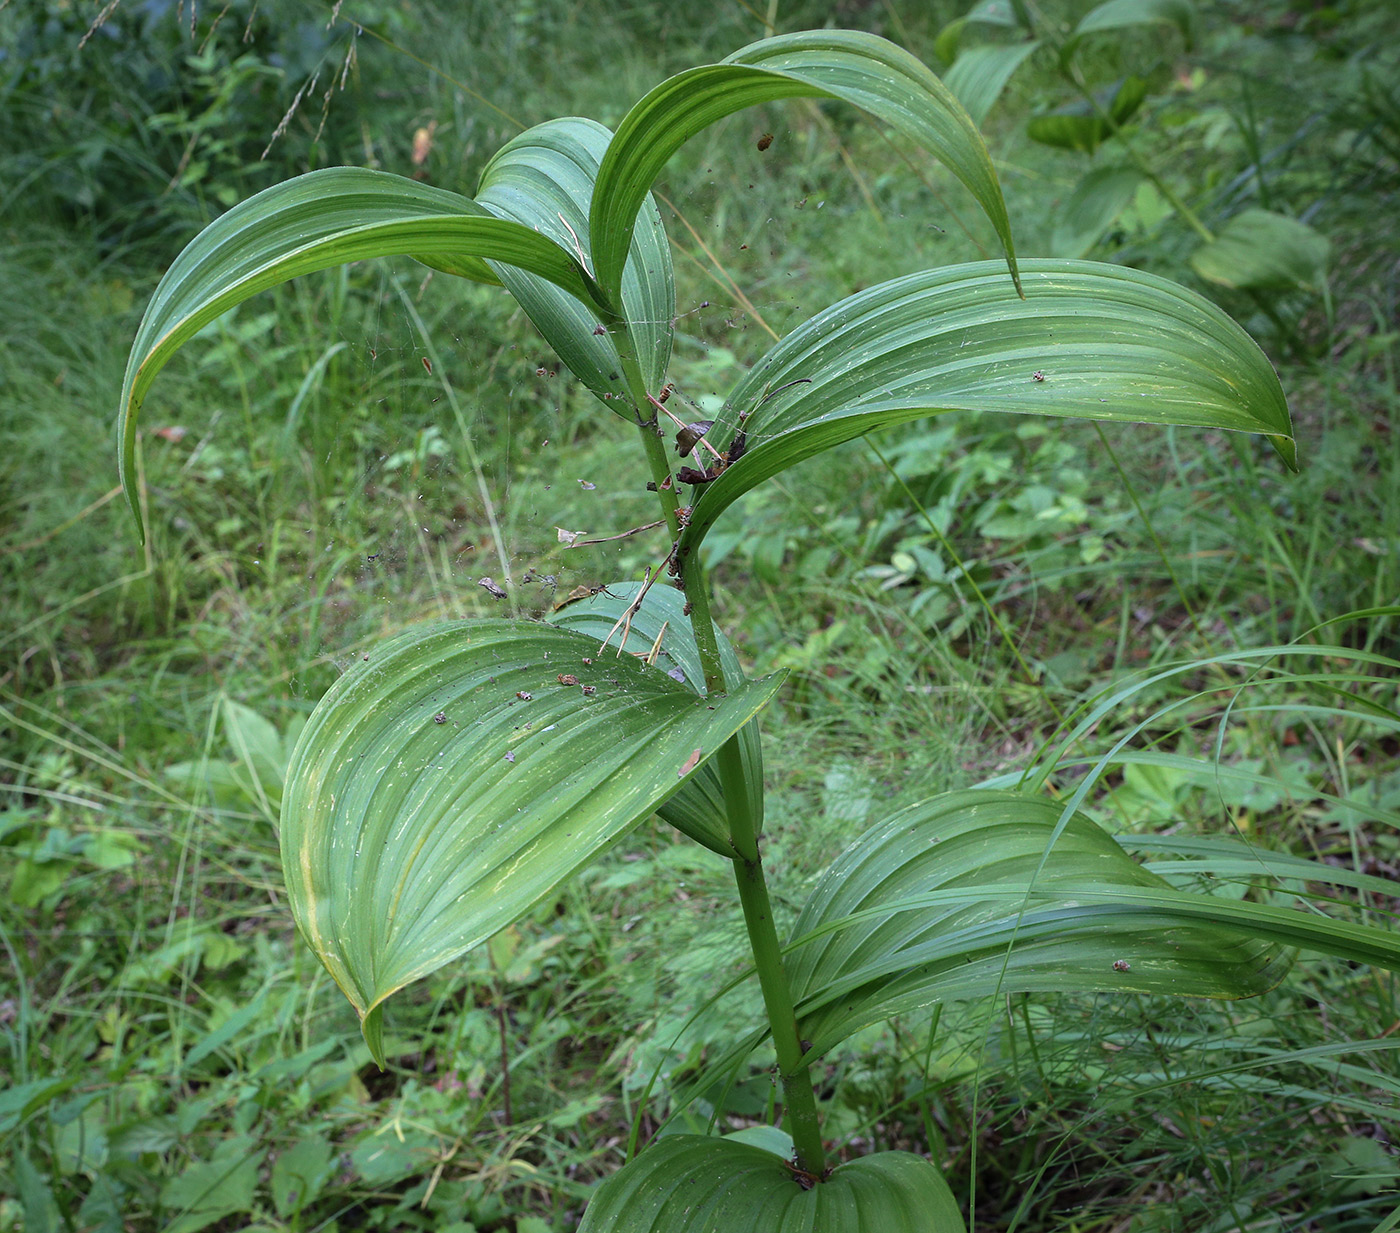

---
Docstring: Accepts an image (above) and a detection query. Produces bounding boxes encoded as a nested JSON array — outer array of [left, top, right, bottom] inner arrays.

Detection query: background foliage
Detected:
[[2, 0, 1399, 1229]]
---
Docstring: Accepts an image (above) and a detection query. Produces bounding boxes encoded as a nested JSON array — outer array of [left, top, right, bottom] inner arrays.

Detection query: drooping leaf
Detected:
[[118, 167, 605, 540], [786, 790, 1400, 1059], [1050, 164, 1143, 256], [1190, 208, 1331, 292], [577, 1137, 964, 1233], [476, 118, 676, 409], [1068, 0, 1196, 54], [281, 619, 783, 1064], [549, 580, 765, 856], [589, 30, 1020, 303], [675, 258, 1295, 565], [944, 41, 1041, 126], [1027, 76, 1149, 154]]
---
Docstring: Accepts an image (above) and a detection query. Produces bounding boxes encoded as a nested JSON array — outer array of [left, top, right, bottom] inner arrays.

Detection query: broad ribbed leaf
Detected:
[[676, 258, 1295, 563], [1027, 76, 1148, 154], [119, 167, 605, 540], [944, 41, 1040, 126], [788, 790, 1400, 1058], [577, 1138, 964, 1233], [787, 790, 1292, 1058], [1069, 0, 1196, 52], [590, 30, 1019, 302], [476, 118, 676, 408], [1050, 165, 1143, 256], [281, 619, 783, 1063], [1190, 208, 1331, 292], [549, 580, 765, 856]]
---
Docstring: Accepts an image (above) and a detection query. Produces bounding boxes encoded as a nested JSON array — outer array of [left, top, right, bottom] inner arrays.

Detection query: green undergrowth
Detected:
[[3, 0, 1399, 1230]]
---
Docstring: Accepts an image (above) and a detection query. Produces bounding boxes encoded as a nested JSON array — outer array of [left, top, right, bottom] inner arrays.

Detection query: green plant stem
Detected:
[[680, 557, 728, 694], [610, 321, 683, 541], [722, 742, 828, 1177], [614, 315, 827, 1177], [611, 324, 731, 692]]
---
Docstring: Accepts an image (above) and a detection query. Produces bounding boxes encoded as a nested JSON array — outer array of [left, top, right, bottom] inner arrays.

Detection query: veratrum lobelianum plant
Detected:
[[118, 26, 1400, 1233]]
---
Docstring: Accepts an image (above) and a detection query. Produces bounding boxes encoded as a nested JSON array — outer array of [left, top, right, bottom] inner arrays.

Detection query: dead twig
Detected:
[[571, 519, 667, 547], [597, 551, 673, 657]]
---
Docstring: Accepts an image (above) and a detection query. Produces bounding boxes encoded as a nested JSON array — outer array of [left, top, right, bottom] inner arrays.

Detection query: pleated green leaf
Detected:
[[589, 30, 1019, 303], [1050, 164, 1143, 256], [676, 258, 1295, 564], [1068, 0, 1196, 53], [785, 789, 1270, 1055], [1027, 76, 1149, 154], [577, 1137, 964, 1233], [281, 619, 783, 1064], [944, 41, 1041, 126], [118, 167, 605, 540], [787, 790, 1400, 1059], [476, 118, 676, 408], [1190, 208, 1332, 293], [549, 580, 765, 856]]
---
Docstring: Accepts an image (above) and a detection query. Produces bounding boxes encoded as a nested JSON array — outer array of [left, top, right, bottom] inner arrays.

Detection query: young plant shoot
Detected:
[[118, 24, 1400, 1233]]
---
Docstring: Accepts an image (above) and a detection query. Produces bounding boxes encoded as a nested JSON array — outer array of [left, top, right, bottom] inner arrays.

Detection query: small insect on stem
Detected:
[[786, 1161, 824, 1191], [1031, 370, 1045, 382], [551, 583, 619, 613], [757, 132, 774, 151]]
